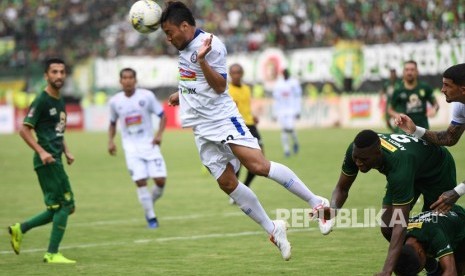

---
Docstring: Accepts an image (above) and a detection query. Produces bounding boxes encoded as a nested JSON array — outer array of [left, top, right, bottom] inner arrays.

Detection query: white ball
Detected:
[[129, 0, 162, 34]]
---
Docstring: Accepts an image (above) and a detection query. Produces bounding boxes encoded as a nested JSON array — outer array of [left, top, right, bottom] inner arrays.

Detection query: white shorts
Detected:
[[125, 154, 167, 182], [193, 117, 261, 180], [277, 114, 296, 130]]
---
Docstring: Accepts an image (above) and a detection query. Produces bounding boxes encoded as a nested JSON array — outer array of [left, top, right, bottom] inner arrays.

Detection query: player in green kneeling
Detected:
[[8, 57, 76, 264]]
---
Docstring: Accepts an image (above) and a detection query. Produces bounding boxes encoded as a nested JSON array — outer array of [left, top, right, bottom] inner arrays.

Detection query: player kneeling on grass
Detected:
[[160, 1, 331, 261], [313, 129, 463, 275], [394, 204, 465, 276]]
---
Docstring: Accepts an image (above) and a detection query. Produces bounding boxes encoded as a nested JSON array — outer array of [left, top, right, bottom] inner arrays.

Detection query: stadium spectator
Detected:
[[1, 0, 464, 69], [272, 68, 302, 157], [108, 68, 167, 229], [228, 63, 264, 203], [395, 63, 465, 212], [394, 205, 465, 276], [9, 58, 76, 264], [387, 60, 439, 132], [160, 1, 331, 261], [314, 129, 463, 275]]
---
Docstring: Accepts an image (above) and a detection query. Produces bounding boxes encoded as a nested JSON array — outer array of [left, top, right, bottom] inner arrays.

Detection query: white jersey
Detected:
[[451, 101, 465, 125], [109, 88, 164, 158], [272, 77, 302, 117], [177, 29, 240, 127]]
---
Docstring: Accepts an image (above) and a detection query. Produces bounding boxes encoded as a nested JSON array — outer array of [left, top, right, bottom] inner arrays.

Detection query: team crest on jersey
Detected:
[[139, 100, 145, 107], [419, 89, 425, 97], [49, 108, 57, 116], [190, 51, 198, 63]]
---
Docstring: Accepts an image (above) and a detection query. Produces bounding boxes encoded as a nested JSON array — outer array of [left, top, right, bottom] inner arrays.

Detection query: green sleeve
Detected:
[[23, 96, 44, 128]]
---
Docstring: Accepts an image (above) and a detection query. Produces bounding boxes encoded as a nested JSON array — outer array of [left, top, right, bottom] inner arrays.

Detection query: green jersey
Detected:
[[23, 91, 67, 169], [407, 205, 465, 258], [390, 81, 434, 129], [342, 133, 456, 207]]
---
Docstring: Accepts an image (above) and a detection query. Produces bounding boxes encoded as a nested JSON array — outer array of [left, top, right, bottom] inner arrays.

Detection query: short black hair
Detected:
[[354, 129, 380, 148], [160, 1, 195, 27], [393, 244, 422, 276], [120, 68, 136, 78], [443, 63, 465, 86], [44, 57, 65, 73]]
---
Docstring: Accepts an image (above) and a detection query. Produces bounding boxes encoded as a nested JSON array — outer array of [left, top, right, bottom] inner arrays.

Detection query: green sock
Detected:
[[21, 209, 54, 233], [47, 207, 70, 253]]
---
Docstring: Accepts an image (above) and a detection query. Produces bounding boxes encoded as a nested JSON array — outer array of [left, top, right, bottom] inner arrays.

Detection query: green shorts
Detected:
[[35, 163, 75, 210], [383, 149, 456, 211]]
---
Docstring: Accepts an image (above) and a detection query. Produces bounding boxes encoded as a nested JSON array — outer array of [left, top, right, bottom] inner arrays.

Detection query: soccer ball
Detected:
[[129, 0, 162, 34]]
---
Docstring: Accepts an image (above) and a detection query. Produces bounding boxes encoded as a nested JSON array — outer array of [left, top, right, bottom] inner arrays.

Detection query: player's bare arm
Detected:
[[108, 121, 117, 155], [377, 204, 410, 276], [168, 92, 179, 106], [313, 172, 356, 220], [198, 34, 226, 94], [63, 141, 74, 165], [153, 113, 167, 145], [438, 254, 458, 276], [422, 123, 465, 146], [19, 124, 55, 164]]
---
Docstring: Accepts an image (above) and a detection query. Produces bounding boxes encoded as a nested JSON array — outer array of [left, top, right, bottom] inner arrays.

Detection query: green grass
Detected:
[[0, 128, 464, 275]]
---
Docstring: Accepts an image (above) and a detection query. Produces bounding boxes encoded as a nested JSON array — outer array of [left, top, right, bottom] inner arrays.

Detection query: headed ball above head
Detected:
[[129, 0, 162, 34]]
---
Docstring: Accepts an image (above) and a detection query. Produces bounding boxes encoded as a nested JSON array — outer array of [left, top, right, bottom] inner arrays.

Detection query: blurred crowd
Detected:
[[0, 0, 464, 69]]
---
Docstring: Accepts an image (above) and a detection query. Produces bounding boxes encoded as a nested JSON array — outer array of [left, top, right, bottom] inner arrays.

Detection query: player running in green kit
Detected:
[[314, 130, 462, 275], [394, 205, 465, 275], [8, 58, 76, 264]]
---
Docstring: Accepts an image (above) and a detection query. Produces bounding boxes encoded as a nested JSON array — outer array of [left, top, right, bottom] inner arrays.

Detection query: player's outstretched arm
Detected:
[[394, 114, 417, 134]]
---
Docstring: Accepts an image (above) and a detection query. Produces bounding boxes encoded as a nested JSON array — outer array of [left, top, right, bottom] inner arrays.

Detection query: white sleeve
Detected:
[[109, 98, 118, 123], [451, 102, 465, 125], [149, 92, 164, 117], [206, 36, 227, 76]]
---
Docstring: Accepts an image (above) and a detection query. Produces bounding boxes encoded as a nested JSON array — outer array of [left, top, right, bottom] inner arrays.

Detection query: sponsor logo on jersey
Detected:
[[50, 108, 57, 116], [125, 114, 142, 126], [28, 108, 35, 117], [179, 68, 196, 81], [181, 87, 197, 95], [190, 51, 198, 63], [406, 221, 423, 229], [380, 138, 397, 152]]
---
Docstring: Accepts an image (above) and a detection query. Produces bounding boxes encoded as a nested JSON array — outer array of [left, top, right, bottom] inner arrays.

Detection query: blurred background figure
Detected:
[[379, 68, 400, 132], [387, 60, 439, 133], [228, 63, 264, 204], [272, 69, 302, 157]]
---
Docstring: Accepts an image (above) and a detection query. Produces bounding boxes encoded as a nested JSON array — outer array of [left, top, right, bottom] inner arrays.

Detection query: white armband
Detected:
[[413, 126, 426, 138], [454, 183, 465, 196]]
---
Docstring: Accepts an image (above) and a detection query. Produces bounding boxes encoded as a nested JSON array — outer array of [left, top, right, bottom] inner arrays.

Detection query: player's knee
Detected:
[[154, 178, 166, 187], [217, 179, 237, 194], [245, 161, 269, 176]]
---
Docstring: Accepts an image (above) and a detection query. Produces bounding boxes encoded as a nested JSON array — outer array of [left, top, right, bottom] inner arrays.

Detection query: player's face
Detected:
[[45, 63, 66, 89], [229, 66, 243, 86], [403, 63, 418, 84], [162, 21, 190, 51], [120, 71, 136, 93], [441, 77, 465, 103], [352, 144, 382, 173]]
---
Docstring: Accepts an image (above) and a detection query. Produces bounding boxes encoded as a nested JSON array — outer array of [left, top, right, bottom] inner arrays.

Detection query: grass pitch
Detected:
[[0, 128, 464, 275]]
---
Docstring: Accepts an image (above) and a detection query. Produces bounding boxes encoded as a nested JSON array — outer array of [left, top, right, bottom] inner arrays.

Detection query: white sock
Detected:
[[281, 131, 290, 154], [267, 161, 321, 208], [137, 186, 156, 219], [152, 185, 164, 203], [229, 182, 275, 234]]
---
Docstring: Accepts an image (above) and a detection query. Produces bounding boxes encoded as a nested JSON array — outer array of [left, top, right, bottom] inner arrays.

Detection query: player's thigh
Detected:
[[35, 163, 74, 209], [126, 155, 149, 182], [196, 136, 240, 180], [146, 157, 167, 178]]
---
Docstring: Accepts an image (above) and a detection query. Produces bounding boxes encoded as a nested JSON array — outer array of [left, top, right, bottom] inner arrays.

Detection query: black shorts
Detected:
[[247, 125, 263, 147]]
